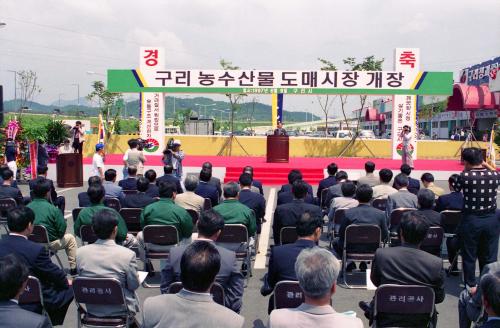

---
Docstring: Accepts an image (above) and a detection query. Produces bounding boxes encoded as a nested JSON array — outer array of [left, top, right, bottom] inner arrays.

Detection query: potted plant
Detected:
[[45, 120, 69, 163]]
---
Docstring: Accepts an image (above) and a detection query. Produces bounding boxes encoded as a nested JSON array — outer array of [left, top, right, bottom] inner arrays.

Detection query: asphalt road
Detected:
[[2, 180, 498, 328]]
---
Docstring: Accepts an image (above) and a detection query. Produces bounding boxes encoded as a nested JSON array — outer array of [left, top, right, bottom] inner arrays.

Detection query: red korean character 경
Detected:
[[143, 49, 159, 66]]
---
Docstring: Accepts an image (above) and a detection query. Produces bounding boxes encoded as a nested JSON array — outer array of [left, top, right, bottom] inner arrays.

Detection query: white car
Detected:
[[359, 130, 376, 139], [331, 130, 353, 139]]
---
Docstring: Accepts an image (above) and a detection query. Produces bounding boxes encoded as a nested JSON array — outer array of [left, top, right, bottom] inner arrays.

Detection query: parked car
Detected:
[[332, 130, 353, 139], [358, 130, 376, 139]]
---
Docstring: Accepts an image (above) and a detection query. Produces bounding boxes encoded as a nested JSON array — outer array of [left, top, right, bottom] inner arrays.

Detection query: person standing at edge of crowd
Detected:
[[71, 120, 85, 154], [400, 125, 413, 169], [91, 143, 105, 179], [5, 138, 17, 181], [163, 140, 184, 179], [123, 138, 146, 179], [457, 147, 500, 298]]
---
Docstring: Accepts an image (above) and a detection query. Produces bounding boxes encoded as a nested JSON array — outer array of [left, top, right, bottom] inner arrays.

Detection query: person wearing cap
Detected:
[[163, 140, 184, 179], [91, 143, 105, 179]]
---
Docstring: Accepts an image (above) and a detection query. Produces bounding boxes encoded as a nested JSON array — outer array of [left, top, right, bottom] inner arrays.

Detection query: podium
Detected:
[[56, 153, 83, 188], [267, 135, 289, 163]]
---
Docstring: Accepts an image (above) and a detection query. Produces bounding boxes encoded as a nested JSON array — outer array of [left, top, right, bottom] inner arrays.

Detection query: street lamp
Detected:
[[58, 93, 64, 107], [70, 83, 80, 106], [195, 103, 216, 118], [86, 71, 106, 76]]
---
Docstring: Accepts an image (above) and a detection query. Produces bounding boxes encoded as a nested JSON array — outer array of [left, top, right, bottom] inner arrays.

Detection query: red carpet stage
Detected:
[[86, 155, 465, 185]]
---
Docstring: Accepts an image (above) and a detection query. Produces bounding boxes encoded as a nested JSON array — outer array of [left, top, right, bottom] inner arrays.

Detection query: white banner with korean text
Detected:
[[139, 47, 165, 155], [392, 48, 420, 160]]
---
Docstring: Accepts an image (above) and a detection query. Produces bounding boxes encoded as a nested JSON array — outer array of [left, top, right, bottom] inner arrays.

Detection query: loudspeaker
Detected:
[[0, 85, 3, 126]]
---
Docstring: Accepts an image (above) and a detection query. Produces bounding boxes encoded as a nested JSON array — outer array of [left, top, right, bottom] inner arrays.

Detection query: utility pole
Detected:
[[71, 83, 80, 106]]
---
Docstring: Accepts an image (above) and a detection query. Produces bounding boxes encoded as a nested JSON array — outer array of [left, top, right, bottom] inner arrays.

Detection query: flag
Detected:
[[271, 93, 284, 128], [98, 113, 105, 144], [29, 141, 38, 179], [486, 128, 496, 169]]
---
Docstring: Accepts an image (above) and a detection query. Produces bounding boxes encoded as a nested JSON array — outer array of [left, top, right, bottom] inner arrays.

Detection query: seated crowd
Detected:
[[0, 147, 499, 328]]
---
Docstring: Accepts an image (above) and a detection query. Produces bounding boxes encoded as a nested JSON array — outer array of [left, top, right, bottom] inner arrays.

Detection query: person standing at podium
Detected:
[[273, 121, 287, 136]]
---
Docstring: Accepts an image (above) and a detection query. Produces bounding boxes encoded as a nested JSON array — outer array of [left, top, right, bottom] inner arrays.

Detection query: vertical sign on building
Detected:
[[392, 48, 419, 160], [139, 47, 165, 155]]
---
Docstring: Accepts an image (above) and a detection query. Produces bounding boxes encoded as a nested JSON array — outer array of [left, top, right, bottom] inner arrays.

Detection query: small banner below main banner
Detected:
[[29, 141, 37, 179], [487, 128, 496, 169], [271, 93, 284, 128]]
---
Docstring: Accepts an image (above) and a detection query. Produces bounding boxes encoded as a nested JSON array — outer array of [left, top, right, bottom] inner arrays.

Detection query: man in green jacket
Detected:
[[213, 182, 256, 237], [75, 183, 136, 248], [28, 177, 78, 275], [138, 181, 193, 269]]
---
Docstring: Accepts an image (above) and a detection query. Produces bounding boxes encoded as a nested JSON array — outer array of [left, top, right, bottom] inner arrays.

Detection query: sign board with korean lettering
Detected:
[[139, 47, 165, 155], [392, 48, 419, 160], [108, 69, 452, 95], [460, 56, 500, 86]]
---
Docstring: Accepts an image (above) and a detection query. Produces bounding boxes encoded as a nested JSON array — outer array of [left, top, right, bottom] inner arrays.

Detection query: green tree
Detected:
[[86, 81, 122, 139], [317, 58, 338, 137], [220, 59, 246, 135]]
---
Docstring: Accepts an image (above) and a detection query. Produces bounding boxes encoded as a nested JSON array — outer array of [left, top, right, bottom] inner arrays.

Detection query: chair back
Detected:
[[320, 188, 329, 209], [167, 282, 225, 306], [143, 225, 179, 246], [0, 198, 16, 217], [420, 226, 444, 257], [72, 207, 83, 222], [19, 276, 43, 306], [186, 209, 199, 227], [333, 208, 347, 225], [203, 198, 212, 210], [390, 208, 414, 228], [104, 197, 121, 211], [28, 225, 50, 244], [80, 225, 98, 245], [123, 190, 138, 195], [344, 224, 381, 253], [274, 281, 305, 310], [372, 198, 388, 211], [440, 210, 462, 235], [280, 227, 298, 245], [374, 284, 435, 327], [73, 277, 126, 306], [216, 224, 248, 244], [119, 208, 142, 235]]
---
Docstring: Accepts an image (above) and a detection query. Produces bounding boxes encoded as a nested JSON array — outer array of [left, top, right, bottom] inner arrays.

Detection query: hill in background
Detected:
[[3, 96, 320, 123]]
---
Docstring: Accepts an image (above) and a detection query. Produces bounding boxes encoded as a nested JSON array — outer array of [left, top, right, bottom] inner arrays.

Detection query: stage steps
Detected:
[[224, 166, 325, 185]]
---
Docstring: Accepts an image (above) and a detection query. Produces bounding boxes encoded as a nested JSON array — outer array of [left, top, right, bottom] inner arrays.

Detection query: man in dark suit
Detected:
[[122, 177, 156, 208], [78, 176, 102, 207], [273, 121, 287, 136], [243, 166, 263, 195], [317, 162, 338, 200], [397, 164, 420, 195], [238, 173, 266, 234], [0, 206, 73, 326], [359, 211, 445, 327], [118, 165, 138, 191], [30, 166, 65, 212], [156, 164, 183, 194], [273, 180, 322, 244], [144, 169, 159, 198], [476, 269, 500, 328], [435, 173, 463, 212], [0, 254, 52, 328], [261, 212, 322, 312], [0, 168, 24, 205], [195, 168, 219, 207], [160, 210, 244, 313], [203, 162, 222, 198], [277, 185, 314, 206], [0, 164, 19, 188], [323, 170, 349, 208], [416, 189, 442, 226], [337, 184, 388, 257], [279, 169, 313, 196]]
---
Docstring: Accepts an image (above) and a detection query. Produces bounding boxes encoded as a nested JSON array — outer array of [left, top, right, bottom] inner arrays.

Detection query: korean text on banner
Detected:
[[392, 48, 419, 160], [139, 47, 165, 155]]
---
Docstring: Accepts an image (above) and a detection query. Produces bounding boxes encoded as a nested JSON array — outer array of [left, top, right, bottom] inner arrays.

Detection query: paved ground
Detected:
[[2, 179, 498, 328]]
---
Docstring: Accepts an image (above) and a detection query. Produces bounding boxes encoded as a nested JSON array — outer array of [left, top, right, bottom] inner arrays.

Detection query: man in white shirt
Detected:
[[91, 143, 105, 179], [269, 247, 363, 328], [357, 161, 379, 187]]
